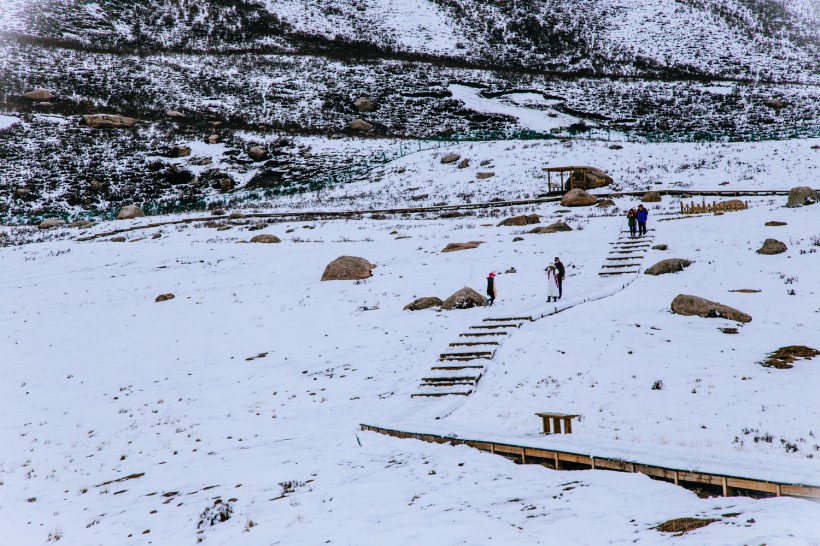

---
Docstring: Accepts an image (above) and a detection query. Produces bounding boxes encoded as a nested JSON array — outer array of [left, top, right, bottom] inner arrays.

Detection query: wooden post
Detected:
[[722, 476, 731, 497], [521, 447, 527, 464], [542, 416, 551, 434], [563, 417, 572, 434], [547, 171, 551, 192], [673, 470, 679, 486], [552, 416, 562, 434], [554, 452, 561, 470]]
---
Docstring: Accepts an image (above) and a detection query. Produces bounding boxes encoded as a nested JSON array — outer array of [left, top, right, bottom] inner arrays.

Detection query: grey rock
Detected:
[[645, 258, 692, 275], [671, 294, 752, 323]]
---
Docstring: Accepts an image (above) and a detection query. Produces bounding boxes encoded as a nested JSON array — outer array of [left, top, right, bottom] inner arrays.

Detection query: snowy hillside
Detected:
[[2, 142, 820, 543]]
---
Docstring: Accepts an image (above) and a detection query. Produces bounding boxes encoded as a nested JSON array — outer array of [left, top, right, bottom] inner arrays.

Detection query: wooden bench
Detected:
[[535, 412, 579, 434]]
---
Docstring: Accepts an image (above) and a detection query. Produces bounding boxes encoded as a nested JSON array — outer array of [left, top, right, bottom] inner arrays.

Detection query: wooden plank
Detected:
[[557, 452, 592, 465], [780, 484, 820, 499]]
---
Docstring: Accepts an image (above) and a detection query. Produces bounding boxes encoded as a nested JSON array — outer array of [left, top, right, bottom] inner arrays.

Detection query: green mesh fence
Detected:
[[4, 123, 819, 226]]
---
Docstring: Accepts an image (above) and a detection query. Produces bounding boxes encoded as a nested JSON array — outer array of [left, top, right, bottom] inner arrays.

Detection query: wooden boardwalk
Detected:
[[360, 424, 820, 500]]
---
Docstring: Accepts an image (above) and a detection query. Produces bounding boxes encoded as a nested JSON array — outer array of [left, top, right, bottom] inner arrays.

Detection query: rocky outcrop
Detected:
[[350, 119, 373, 131], [403, 297, 443, 311], [757, 239, 787, 255], [250, 234, 281, 243], [24, 89, 55, 101], [529, 221, 572, 234], [641, 191, 662, 202], [786, 186, 817, 207], [442, 241, 482, 252], [441, 287, 486, 310], [81, 114, 137, 128], [671, 294, 752, 323], [440, 153, 460, 164], [644, 258, 692, 275], [498, 214, 540, 227], [38, 218, 65, 230], [117, 205, 145, 220], [353, 98, 376, 113], [561, 188, 597, 207], [321, 256, 376, 281]]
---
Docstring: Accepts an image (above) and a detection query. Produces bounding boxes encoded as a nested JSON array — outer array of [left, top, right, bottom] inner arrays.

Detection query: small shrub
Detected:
[[198, 500, 233, 529], [651, 380, 664, 390]]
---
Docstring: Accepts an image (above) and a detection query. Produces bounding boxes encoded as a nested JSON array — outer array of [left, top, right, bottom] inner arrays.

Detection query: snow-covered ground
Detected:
[[2, 139, 820, 543], [0, 115, 19, 130]]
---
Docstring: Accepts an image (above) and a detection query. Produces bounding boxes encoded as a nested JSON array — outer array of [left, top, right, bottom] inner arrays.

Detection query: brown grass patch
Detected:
[[729, 289, 760, 293], [94, 472, 145, 488], [761, 346, 820, 369], [656, 518, 718, 535]]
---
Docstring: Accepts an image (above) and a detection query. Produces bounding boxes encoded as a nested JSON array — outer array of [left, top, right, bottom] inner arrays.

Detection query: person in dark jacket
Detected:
[[636, 204, 649, 236], [553, 257, 564, 299], [627, 208, 637, 238], [486, 272, 497, 306]]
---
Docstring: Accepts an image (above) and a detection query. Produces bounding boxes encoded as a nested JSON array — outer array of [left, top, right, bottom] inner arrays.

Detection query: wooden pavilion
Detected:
[[543, 166, 613, 193]]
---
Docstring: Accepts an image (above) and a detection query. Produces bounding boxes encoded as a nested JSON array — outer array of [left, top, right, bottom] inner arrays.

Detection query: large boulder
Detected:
[[529, 221, 572, 234], [671, 294, 752, 323], [644, 258, 692, 275], [23, 89, 55, 101], [441, 287, 486, 310], [442, 241, 482, 252], [349, 119, 373, 131], [353, 98, 377, 113], [117, 205, 145, 220], [498, 214, 541, 227], [248, 146, 267, 161], [81, 114, 137, 128], [561, 188, 597, 207], [403, 297, 443, 311], [440, 153, 460, 164], [757, 238, 787, 255], [641, 191, 662, 202], [38, 218, 65, 230], [786, 186, 818, 208], [250, 234, 281, 243], [321, 256, 376, 281]]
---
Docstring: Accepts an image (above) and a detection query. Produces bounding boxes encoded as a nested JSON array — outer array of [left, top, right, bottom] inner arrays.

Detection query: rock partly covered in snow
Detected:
[[168, 145, 190, 158], [349, 119, 373, 131], [529, 221, 572, 234], [38, 218, 65, 230], [786, 186, 817, 208], [498, 214, 540, 227], [440, 153, 460, 164], [641, 191, 662, 202], [250, 234, 281, 243], [81, 114, 137, 128], [441, 241, 482, 252], [321, 256, 375, 281], [155, 293, 175, 302], [248, 146, 267, 161], [403, 297, 443, 311], [441, 287, 486, 310], [23, 89, 55, 101], [671, 294, 752, 323], [353, 98, 376, 113], [757, 239, 787, 255], [561, 188, 597, 207], [644, 258, 692, 275], [117, 205, 145, 220]]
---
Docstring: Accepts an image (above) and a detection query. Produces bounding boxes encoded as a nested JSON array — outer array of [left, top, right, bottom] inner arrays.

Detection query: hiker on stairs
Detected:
[[545, 265, 559, 302], [636, 204, 649, 236], [486, 272, 497, 306], [627, 208, 637, 238], [553, 257, 565, 299]]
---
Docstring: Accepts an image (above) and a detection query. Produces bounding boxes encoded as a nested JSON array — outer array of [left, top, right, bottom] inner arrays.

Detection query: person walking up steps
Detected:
[[545, 265, 559, 302], [486, 272, 497, 306], [553, 257, 565, 300], [636, 204, 649, 236], [627, 208, 637, 238]]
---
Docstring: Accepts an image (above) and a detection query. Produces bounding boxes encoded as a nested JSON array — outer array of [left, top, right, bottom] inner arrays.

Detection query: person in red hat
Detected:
[[486, 272, 497, 306]]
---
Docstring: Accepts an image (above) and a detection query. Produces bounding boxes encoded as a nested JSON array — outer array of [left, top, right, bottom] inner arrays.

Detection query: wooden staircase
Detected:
[[598, 229, 656, 276]]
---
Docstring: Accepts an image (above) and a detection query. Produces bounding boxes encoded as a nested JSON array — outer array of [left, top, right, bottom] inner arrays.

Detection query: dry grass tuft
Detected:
[[761, 346, 820, 369]]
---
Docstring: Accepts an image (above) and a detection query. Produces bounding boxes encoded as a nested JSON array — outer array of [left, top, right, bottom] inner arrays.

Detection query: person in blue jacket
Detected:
[[636, 204, 649, 236]]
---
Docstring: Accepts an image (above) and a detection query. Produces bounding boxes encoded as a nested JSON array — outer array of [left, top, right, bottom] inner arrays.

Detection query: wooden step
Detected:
[[440, 355, 491, 362], [609, 250, 647, 254], [601, 263, 641, 268], [411, 391, 471, 397], [449, 341, 500, 347], [469, 324, 519, 330], [483, 317, 533, 322], [599, 270, 639, 276], [440, 351, 493, 358], [419, 380, 477, 388], [606, 256, 639, 261], [459, 332, 508, 337], [431, 365, 485, 371], [421, 375, 481, 383]]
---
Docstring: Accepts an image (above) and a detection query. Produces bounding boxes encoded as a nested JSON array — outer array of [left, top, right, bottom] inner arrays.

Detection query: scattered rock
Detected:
[[410, 194, 429, 201], [512, 236, 524, 242], [671, 294, 752, 323], [403, 297, 443, 311], [657, 120, 670, 131], [166, 110, 185, 118], [719, 199, 745, 209], [14, 187, 31, 197], [67, 220, 94, 228], [250, 234, 281, 243], [761, 346, 819, 369], [720, 327, 738, 334], [155, 293, 175, 302], [353, 98, 376, 113], [439, 211, 464, 219], [321, 256, 376, 281], [656, 518, 718, 535], [457, 158, 470, 169], [641, 191, 662, 202], [480, 159, 492, 166], [152, 233, 161, 239], [441, 241, 482, 252], [765, 98, 785, 110], [89, 179, 105, 192], [246, 170, 284, 189], [786, 186, 818, 207], [248, 146, 266, 161], [729, 288, 760, 293], [765, 221, 787, 226], [440, 153, 460, 164], [498, 214, 540, 227], [652, 244, 668, 250], [756, 238, 787, 255], [504, 267, 517, 274], [644, 258, 692, 275], [38, 218, 65, 230], [349, 119, 373, 131], [609, 144, 623, 150], [168, 145, 191, 158], [117, 205, 145, 220], [220, 178, 233, 193], [110, 237, 126, 242], [529, 221, 572, 234], [23, 89, 55, 101], [441, 287, 486, 310], [596, 199, 615, 208], [555, 209, 571, 214], [81, 114, 137, 128], [476, 172, 495, 180], [561, 188, 597, 207], [207, 134, 220, 144]]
